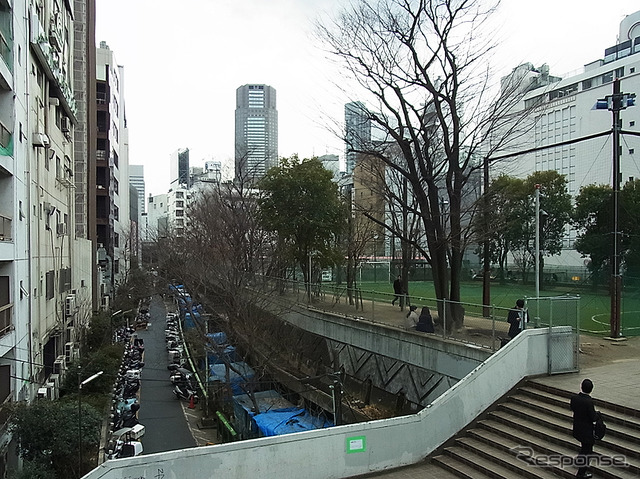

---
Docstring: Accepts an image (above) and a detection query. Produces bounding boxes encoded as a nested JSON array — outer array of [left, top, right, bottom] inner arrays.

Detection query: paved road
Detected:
[[136, 296, 196, 453]]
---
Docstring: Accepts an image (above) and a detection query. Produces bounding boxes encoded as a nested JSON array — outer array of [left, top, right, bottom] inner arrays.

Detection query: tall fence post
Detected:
[[491, 304, 496, 351], [442, 299, 447, 339]]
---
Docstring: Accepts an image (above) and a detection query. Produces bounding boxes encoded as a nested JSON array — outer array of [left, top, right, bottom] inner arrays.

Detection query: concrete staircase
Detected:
[[428, 379, 640, 478]]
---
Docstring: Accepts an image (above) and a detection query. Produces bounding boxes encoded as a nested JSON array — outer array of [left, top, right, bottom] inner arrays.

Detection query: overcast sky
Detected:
[[95, 0, 640, 197]]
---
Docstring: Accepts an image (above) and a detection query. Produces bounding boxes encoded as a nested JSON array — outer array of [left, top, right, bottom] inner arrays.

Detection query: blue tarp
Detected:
[[206, 332, 227, 345], [209, 362, 255, 395], [253, 408, 333, 436]]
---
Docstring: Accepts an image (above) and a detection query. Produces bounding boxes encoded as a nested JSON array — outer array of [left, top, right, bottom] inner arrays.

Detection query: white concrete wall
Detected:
[[82, 327, 572, 479]]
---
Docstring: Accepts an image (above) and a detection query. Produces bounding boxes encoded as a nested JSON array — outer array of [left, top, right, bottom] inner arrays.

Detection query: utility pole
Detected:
[[595, 78, 636, 338], [482, 154, 491, 317]]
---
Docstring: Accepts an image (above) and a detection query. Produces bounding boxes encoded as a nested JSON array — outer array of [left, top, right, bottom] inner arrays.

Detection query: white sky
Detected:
[[95, 0, 640, 197]]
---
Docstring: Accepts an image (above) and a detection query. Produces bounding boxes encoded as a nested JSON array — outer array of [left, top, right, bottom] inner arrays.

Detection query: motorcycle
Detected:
[[172, 378, 199, 403]]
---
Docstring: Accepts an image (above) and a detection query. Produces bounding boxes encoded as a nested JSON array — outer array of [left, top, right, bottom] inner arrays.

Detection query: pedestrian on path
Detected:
[[405, 305, 419, 330], [391, 275, 403, 306], [570, 378, 597, 478], [507, 299, 528, 339]]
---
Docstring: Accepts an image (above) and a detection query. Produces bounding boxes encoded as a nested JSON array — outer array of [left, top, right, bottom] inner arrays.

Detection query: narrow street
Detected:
[[135, 296, 196, 454]]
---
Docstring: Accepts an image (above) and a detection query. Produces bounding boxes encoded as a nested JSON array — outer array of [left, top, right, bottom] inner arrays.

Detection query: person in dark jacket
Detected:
[[570, 378, 598, 478], [391, 276, 403, 306], [415, 307, 434, 333], [507, 299, 528, 339]]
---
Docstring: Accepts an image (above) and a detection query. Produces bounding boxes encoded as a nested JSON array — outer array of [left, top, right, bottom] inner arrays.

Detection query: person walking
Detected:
[[507, 299, 528, 339], [405, 305, 419, 330], [391, 275, 403, 306], [570, 378, 598, 478]]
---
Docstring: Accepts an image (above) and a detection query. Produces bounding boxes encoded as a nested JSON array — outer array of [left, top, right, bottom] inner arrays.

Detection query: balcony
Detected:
[[0, 303, 12, 338], [0, 214, 10, 241], [0, 121, 10, 157]]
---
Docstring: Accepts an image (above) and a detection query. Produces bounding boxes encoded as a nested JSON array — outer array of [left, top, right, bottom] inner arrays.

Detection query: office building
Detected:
[[498, 10, 640, 265], [96, 42, 130, 305], [170, 148, 190, 188], [235, 84, 278, 183], [129, 164, 146, 219], [345, 101, 371, 175]]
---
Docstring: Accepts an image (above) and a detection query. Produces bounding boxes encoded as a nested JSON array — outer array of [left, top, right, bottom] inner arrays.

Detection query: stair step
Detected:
[[513, 389, 640, 443], [431, 454, 494, 479], [454, 436, 562, 479], [469, 424, 640, 479], [528, 381, 640, 421], [497, 401, 640, 459]]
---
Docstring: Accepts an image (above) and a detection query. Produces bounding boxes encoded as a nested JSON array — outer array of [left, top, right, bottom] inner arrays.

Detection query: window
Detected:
[[582, 79, 592, 90], [113, 206, 119, 221], [602, 71, 614, 83], [631, 121, 636, 127], [114, 233, 119, 248], [630, 149, 635, 154], [176, 201, 184, 208], [631, 67, 636, 74], [175, 210, 184, 217], [114, 259, 119, 274], [113, 179, 118, 194], [176, 192, 184, 199], [45, 270, 55, 300]]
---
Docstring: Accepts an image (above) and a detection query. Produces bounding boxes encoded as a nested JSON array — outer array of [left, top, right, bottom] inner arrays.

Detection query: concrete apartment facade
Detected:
[[0, 0, 98, 473]]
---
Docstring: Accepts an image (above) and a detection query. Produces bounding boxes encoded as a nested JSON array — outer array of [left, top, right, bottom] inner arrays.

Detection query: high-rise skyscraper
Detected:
[[345, 101, 371, 175], [235, 84, 278, 183], [129, 164, 145, 218], [170, 148, 190, 187]]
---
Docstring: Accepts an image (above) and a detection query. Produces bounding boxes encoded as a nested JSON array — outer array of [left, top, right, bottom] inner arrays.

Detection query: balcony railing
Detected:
[[0, 121, 11, 151], [0, 303, 13, 338], [0, 27, 11, 72], [0, 215, 11, 241]]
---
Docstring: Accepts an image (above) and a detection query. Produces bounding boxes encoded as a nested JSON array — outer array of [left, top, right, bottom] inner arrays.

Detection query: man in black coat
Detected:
[[391, 276, 403, 306], [570, 378, 597, 478]]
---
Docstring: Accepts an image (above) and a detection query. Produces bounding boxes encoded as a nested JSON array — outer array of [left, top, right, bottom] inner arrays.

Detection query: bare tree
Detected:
[[318, 0, 531, 328]]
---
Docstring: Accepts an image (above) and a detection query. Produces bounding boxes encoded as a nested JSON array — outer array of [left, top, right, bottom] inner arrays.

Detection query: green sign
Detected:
[[346, 436, 366, 454]]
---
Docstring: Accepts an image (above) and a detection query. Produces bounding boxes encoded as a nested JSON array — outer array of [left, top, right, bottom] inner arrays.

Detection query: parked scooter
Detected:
[[172, 378, 199, 403]]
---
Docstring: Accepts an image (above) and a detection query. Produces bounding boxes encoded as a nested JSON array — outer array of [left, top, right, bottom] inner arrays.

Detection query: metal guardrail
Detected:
[[254, 275, 579, 352], [0, 303, 13, 337], [0, 214, 12, 241]]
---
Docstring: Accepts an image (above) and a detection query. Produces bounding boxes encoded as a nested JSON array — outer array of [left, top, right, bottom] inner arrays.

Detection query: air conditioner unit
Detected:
[[46, 382, 59, 400], [65, 294, 76, 317], [49, 97, 60, 106], [49, 374, 60, 390], [60, 117, 70, 133], [64, 342, 75, 363], [53, 355, 66, 375], [37, 387, 49, 399], [56, 222, 68, 236], [32, 132, 50, 148]]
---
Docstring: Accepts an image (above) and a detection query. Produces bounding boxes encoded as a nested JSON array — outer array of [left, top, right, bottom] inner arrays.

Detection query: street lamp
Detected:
[[78, 370, 103, 476]]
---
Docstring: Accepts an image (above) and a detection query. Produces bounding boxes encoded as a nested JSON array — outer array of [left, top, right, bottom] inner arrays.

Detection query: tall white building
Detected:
[[498, 10, 640, 265], [235, 84, 278, 183], [0, 0, 95, 471]]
